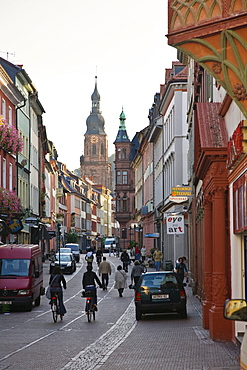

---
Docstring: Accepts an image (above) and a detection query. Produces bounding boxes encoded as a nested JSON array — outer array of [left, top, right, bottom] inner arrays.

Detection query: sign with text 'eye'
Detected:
[[166, 215, 184, 234]]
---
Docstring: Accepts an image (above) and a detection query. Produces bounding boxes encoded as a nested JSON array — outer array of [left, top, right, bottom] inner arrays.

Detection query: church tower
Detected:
[[80, 77, 112, 190]]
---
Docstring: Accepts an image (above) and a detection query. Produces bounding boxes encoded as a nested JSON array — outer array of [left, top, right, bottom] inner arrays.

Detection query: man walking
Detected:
[[99, 256, 112, 290], [153, 248, 163, 271]]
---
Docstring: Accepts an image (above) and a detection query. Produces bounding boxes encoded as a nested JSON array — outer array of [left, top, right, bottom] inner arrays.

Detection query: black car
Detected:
[[49, 253, 76, 274], [134, 271, 187, 320]]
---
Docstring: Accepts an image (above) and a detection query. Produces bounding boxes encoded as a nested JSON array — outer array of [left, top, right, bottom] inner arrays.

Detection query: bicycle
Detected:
[[51, 292, 62, 322], [82, 288, 96, 322]]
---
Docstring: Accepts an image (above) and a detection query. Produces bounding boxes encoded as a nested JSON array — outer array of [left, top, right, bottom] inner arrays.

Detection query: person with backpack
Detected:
[[85, 249, 94, 265], [82, 264, 102, 310], [49, 266, 67, 318]]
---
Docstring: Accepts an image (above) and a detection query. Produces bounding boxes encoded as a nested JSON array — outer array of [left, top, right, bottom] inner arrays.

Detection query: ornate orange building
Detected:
[[167, 1, 247, 340]]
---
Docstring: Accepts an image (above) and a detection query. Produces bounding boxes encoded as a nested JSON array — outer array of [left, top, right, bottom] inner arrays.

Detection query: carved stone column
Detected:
[[202, 197, 212, 329], [208, 186, 232, 340]]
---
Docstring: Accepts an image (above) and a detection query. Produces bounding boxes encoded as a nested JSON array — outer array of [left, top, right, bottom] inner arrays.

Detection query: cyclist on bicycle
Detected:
[[49, 266, 67, 317], [82, 264, 102, 311]]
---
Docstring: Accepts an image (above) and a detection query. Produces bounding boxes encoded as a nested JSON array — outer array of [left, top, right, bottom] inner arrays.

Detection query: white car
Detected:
[[65, 243, 80, 263]]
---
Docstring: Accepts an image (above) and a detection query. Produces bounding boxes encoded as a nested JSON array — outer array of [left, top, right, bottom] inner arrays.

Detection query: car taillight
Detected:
[[180, 289, 186, 297], [135, 292, 141, 301]]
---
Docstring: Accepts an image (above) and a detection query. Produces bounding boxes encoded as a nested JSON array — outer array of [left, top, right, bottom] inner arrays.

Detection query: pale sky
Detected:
[[1, 0, 177, 170]]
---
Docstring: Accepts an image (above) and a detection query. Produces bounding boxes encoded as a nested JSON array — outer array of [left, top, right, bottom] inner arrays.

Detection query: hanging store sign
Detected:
[[171, 186, 192, 197], [56, 187, 63, 198], [144, 233, 160, 238], [169, 196, 188, 203], [227, 120, 247, 169], [166, 215, 184, 234]]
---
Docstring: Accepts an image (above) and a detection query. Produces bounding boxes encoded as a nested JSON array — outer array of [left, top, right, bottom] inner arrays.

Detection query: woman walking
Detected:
[[114, 265, 127, 297], [175, 257, 188, 283]]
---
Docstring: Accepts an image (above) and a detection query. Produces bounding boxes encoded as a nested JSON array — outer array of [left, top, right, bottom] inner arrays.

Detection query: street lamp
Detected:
[[57, 223, 61, 264]]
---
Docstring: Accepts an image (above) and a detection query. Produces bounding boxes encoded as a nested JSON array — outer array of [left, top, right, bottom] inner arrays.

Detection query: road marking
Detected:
[[61, 299, 137, 370], [0, 331, 56, 362], [0, 259, 123, 364]]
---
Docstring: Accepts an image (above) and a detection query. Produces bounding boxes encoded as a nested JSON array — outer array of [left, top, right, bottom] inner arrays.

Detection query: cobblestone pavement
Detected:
[[61, 284, 240, 370]]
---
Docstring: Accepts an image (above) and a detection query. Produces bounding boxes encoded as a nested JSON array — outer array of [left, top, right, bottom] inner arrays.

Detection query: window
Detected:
[[2, 158, 6, 188], [101, 143, 104, 155], [117, 171, 121, 184], [9, 163, 13, 190], [1, 99, 6, 119], [122, 196, 128, 211], [122, 171, 128, 184], [117, 148, 121, 159], [92, 144, 96, 155], [122, 148, 126, 159], [116, 196, 121, 212], [8, 106, 12, 125]]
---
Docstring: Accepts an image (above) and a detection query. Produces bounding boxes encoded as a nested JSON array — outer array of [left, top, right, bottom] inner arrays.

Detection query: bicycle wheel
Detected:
[[52, 303, 58, 323], [87, 309, 92, 322], [93, 309, 95, 321]]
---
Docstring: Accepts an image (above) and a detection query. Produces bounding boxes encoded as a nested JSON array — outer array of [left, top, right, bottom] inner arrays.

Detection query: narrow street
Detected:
[[0, 255, 240, 370]]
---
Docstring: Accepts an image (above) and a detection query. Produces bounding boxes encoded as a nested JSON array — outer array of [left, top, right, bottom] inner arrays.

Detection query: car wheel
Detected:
[[179, 306, 187, 318], [136, 308, 142, 321], [35, 295, 41, 306]]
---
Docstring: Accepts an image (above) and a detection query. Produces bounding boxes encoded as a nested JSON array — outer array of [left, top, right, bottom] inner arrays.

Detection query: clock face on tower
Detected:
[[90, 135, 98, 143]]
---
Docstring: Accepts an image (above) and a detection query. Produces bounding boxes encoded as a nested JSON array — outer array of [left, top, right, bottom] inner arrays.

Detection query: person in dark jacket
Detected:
[[120, 250, 130, 272], [131, 260, 147, 288], [49, 266, 67, 317], [175, 257, 188, 283], [82, 265, 102, 309]]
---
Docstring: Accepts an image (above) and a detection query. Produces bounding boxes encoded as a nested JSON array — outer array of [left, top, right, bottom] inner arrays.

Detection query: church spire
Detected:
[[85, 76, 105, 135], [114, 107, 130, 143], [91, 76, 101, 113]]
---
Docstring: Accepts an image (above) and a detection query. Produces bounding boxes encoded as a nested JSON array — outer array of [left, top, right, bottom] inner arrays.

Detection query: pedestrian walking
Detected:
[[140, 246, 146, 263], [175, 257, 188, 283], [99, 256, 112, 290], [114, 265, 127, 297], [153, 247, 163, 271], [135, 244, 141, 261], [120, 249, 130, 272], [96, 248, 103, 266], [131, 260, 146, 288]]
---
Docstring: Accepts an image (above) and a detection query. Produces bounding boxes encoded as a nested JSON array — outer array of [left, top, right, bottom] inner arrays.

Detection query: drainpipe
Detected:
[[15, 98, 27, 195]]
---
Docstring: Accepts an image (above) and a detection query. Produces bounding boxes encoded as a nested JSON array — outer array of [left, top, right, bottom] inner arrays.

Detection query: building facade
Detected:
[[167, 0, 247, 341]]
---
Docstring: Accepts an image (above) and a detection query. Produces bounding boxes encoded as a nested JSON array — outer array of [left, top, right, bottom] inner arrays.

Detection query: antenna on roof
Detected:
[[0, 51, 15, 60]]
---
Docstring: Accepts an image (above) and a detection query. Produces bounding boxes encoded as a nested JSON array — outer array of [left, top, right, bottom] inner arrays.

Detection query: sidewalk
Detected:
[[96, 284, 240, 370]]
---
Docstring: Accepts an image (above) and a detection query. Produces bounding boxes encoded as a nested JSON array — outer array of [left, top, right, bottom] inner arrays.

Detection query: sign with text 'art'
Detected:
[[166, 215, 184, 234]]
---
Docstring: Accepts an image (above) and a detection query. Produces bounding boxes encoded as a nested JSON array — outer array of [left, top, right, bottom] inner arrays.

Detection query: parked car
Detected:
[[0, 244, 44, 311], [65, 243, 80, 263], [134, 271, 187, 320], [49, 253, 76, 274], [224, 299, 247, 368]]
